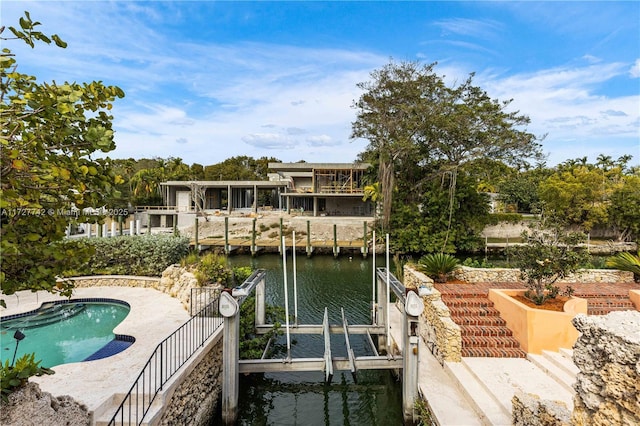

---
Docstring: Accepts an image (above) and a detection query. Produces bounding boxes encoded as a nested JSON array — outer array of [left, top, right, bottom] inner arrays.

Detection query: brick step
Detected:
[[439, 290, 489, 299], [462, 335, 522, 349], [585, 298, 635, 308], [461, 347, 527, 358], [440, 297, 494, 308], [461, 325, 513, 337], [574, 293, 631, 299], [448, 305, 501, 317], [454, 315, 507, 327], [588, 306, 637, 316]]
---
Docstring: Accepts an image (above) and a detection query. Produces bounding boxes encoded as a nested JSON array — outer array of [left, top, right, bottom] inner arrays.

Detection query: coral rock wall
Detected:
[[453, 266, 634, 284], [571, 311, 640, 426], [403, 265, 462, 363]]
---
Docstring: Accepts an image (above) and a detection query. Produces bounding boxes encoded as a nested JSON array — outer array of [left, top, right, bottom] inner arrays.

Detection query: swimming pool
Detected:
[[0, 299, 133, 368]]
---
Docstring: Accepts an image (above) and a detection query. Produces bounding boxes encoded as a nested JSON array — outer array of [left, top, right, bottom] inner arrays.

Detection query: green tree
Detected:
[[507, 216, 589, 305], [352, 61, 439, 230], [498, 165, 550, 213], [203, 155, 279, 181], [538, 156, 633, 232], [391, 169, 489, 253], [0, 13, 124, 307], [608, 170, 640, 242], [352, 60, 542, 238]]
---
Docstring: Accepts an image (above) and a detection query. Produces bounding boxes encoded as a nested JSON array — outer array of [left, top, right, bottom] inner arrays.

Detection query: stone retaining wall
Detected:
[[65, 264, 206, 311], [403, 265, 462, 363], [159, 337, 223, 426], [453, 266, 634, 284], [512, 311, 640, 426], [571, 311, 640, 425]]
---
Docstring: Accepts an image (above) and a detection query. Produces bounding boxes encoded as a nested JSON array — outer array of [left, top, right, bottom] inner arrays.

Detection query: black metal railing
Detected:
[[190, 286, 220, 316], [108, 295, 223, 425]]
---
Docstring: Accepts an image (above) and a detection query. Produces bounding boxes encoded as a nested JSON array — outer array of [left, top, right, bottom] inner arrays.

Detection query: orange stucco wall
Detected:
[[488, 289, 588, 354], [630, 290, 640, 310]]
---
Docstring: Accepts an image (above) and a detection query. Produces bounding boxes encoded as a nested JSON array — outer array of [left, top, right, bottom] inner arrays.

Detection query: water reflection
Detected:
[[222, 254, 403, 426]]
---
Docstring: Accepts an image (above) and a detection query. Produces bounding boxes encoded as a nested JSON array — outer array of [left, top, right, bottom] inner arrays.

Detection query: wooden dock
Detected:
[[190, 218, 371, 257], [192, 237, 367, 256]]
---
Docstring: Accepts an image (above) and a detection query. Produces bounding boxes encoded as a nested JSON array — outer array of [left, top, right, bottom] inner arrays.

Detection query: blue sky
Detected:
[[3, 1, 639, 167]]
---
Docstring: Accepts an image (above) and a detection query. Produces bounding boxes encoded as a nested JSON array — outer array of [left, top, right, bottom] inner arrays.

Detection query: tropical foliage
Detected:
[[1, 13, 124, 307], [1, 354, 54, 402], [606, 251, 640, 282], [69, 235, 190, 277], [417, 253, 460, 283]]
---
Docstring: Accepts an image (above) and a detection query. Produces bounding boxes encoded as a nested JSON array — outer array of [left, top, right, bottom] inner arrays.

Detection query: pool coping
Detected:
[[1, 286, 191, 419]]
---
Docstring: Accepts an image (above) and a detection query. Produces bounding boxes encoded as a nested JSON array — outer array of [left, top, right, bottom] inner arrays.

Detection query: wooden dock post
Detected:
[[194, 217, 199, 249], [333, 224, 339, 257], [251, 218, 257, 256], [362, 221, 368, 258], [224, 217, 229, 254], [278, 218, 283, 254], [306, 220, 313, 257]]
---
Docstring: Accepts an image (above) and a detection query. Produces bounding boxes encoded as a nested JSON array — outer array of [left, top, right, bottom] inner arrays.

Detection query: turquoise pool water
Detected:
[[0, 300, 131, 368]]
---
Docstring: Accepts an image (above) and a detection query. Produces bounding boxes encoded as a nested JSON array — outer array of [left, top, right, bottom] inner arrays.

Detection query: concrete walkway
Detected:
[[1, 287, 190, 421]]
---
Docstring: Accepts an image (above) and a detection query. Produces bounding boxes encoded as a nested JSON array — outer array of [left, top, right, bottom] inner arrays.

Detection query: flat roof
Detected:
[[268, 162, 371, 172], [161, 181, 287, 187]]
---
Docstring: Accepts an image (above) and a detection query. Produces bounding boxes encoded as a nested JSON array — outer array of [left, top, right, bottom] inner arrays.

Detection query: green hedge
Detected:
[[485, 213, 524, 225], [73, 235, 190, 276]]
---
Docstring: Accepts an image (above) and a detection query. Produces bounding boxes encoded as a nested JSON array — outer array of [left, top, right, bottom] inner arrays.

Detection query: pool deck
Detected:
[[1, 287, 190, 420]]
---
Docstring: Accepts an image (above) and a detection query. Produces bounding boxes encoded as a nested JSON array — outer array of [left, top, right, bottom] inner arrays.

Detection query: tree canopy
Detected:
[[352, 60, 543, 251], [0, 13, 124, 306]]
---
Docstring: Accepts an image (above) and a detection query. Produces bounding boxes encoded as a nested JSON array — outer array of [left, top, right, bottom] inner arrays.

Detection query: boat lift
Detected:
[[220, 233, 424, 425]]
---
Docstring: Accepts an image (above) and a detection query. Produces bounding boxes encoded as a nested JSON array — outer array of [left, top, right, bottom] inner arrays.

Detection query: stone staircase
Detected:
[[444, 350, 576, 425], [439, 287, 527, 358]]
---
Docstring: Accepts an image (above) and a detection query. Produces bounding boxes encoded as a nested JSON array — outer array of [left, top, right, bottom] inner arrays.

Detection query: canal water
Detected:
[[218, 253, 404, 426]]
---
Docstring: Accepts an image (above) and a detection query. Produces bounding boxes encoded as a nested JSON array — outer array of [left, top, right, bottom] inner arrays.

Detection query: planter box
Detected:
[[488, 289, 588, 354], [630, 290, 640, 310]]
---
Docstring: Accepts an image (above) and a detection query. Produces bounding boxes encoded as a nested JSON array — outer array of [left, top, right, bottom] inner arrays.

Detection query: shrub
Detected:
[[417, 253, 460, 283], [606, 251, 640, 282], [462, 257, 496, 268], [232, 266, 253, 285], [71, 235, 190, 277], [507, 217, 589, 305], [485, 213, 524, 225], [238, 296, 288, 360], [194, 253, 231, 286], [1, 354, 54, 402], [180, 250, 200, 267]]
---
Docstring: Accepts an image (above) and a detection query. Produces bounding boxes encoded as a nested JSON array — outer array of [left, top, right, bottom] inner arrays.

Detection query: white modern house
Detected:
[[139, 162, 374, 228]]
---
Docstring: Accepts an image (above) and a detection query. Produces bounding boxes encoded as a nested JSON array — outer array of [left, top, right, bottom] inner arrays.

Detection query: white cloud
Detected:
[[478, 62, 639, 164], [630, 59, 640, 78]]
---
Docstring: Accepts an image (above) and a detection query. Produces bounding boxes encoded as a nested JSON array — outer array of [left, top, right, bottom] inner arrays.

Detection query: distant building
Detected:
[[267, 162, 373, 217], [145, 162, 373, 228]]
